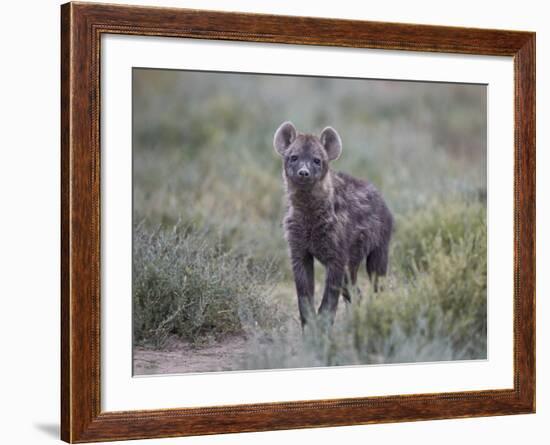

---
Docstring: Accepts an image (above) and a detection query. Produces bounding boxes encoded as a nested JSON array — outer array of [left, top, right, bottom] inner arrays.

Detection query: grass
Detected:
[[132, 68, 487, 370], [245, 199, 486, 369]]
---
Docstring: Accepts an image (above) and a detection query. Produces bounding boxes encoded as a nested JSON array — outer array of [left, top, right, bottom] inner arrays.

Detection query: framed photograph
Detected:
[[61, 2, 535, 442]]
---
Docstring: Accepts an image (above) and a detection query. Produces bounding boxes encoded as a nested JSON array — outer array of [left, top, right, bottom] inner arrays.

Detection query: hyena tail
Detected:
[[366, 244, 389, 292]]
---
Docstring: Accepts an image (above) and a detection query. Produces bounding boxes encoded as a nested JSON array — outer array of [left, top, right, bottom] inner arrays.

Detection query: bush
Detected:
[[133, 223, 288, 347], [244, 200, 487, 370]]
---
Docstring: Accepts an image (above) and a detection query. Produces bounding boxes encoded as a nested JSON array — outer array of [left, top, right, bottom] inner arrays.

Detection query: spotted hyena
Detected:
[[273, 121, 393, 326]]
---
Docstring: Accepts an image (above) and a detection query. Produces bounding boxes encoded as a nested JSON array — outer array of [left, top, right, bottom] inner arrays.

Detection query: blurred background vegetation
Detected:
[[132, 68, 487, 373]]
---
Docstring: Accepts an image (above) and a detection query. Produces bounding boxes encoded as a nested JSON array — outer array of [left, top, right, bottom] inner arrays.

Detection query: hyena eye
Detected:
[[290, 155, 298, 162], [313, 158, 321, 165]]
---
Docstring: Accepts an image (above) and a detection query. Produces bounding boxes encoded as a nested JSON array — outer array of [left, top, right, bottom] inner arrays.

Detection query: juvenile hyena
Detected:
[[274, 121, 393, 326]]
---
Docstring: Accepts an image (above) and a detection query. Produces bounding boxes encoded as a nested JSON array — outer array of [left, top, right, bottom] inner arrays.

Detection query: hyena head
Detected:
[[273, 121, 342, 189]]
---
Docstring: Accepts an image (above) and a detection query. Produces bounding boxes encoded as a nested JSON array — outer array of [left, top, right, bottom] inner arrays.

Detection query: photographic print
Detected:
[[132, 68, 487, 376], [61, 5, 535, 440]]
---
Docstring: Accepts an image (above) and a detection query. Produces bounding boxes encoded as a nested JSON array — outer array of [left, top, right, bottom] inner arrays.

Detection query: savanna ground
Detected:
[[132, 69, 487, 375]]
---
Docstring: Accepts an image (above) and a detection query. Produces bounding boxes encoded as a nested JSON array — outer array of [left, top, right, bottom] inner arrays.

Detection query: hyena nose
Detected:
[[298, 168, 310, 177]]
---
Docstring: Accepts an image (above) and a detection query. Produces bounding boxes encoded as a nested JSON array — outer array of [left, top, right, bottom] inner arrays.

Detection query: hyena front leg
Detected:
[[318, 262, 345, 324], [291, 252, 315, 327]]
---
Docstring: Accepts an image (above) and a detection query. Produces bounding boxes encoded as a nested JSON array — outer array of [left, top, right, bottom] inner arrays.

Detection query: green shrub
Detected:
[[244, 200, 487, 370], [133, 223, 288, 347]]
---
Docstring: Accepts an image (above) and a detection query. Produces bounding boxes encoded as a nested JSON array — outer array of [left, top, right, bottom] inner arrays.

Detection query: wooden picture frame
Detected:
[[61, 2, 535, 442]]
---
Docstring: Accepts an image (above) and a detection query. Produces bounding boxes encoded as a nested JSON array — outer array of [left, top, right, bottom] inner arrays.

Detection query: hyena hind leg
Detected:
[[341, 262, 361, 303], [366, 245, 389, 293], [341, 273, 351, 303]]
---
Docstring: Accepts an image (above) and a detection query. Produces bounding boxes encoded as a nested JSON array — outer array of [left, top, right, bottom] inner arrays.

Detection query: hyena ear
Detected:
[[273, 121, 296, 156], [320, 127, 342, 161]]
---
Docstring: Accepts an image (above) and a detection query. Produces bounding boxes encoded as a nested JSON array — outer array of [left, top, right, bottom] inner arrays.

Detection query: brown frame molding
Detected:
[[61, 2, 536, 442]]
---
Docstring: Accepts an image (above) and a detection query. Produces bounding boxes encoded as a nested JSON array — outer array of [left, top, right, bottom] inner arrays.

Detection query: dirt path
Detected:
[[133, 293, 356, 376], [133, 335, 251, 375]]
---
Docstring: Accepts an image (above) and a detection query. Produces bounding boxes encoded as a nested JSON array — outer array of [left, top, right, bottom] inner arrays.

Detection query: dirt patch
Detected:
[[133, 335, 251, 375]]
